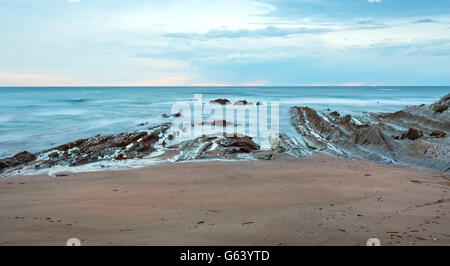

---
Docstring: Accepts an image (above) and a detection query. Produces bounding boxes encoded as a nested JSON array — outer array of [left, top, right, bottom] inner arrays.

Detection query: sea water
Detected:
[[0, 86, 448, 159]]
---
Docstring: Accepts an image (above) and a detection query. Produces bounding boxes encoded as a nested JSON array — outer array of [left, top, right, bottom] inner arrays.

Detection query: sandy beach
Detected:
[[1, 154, 448, 246]]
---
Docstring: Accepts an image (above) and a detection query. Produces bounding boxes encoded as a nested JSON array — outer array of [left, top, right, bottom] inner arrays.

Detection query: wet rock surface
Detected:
[[174, 134, 260, 161], [0, 152, 36, 172]]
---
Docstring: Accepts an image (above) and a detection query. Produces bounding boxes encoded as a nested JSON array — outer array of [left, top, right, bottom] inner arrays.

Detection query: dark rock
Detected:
[[432, 104, 448, 113], [401, 128, 423, 141], [162, 113, 181, 118], [0, 151, 36, 172], [342, 115, 352, 124], [218, 134, 260, 155], [431, 130, 446, 138], [330, 111, 340, 117], [235, 100, 252, 105], [54, 139, 88, 152], [197, 120, 234, 127], [48, 152, 59, 158], [0, 161, 8, 170], [210, 98, 231, 105]]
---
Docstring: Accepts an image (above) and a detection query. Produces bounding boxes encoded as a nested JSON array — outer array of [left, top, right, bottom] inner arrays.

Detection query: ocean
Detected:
[[0, 86, 448, 159]]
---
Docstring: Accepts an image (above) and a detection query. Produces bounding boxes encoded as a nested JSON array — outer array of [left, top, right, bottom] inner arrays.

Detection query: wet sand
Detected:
[[0, 154, 448, 246]]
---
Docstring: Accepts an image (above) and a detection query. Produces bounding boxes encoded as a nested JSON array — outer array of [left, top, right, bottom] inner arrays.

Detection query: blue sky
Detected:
[[1, 0, 450, 86]]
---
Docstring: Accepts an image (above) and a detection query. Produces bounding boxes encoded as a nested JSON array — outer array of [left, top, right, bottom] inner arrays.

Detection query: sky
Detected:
[[1, 0, 450, 86]]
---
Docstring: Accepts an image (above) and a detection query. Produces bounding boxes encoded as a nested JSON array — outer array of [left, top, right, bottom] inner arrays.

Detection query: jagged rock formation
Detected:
[[288, 94, 450, 171], [35, 123, 171, 168]]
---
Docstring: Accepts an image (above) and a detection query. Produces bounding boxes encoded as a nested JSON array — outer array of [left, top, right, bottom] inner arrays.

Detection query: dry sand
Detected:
[[0, 154, 448, 246]]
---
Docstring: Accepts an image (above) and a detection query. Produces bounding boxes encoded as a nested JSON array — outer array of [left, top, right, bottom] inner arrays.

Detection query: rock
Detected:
[[235, 100, 251, 105], [289, 95, 450, 171], [162, 113, 181, 118], [0, 151, 36, 172], [256, 102, 263, 106], [34, 123, 170, 168], [0, 161, 8, 170], [175, 134, 260, 161], [210, 98, 231, 105], [54, 139, 88, 152], [115, 154, 125, 160], [196, 120, 234, 127], [342, 115, 352, 124], [217, 135, 260, 155], [432, 104, 448, 113], [253, 151, 275, 160], [401, 128, 423, 141], [431, 130, 446, 138], [330, 111, 340, 117], [48, 152, 59, 158]]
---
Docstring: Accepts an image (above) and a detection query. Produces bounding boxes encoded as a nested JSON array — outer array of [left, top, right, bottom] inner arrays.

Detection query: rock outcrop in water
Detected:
[[288, 93, 450, 171], [210, 98, 231, 105]]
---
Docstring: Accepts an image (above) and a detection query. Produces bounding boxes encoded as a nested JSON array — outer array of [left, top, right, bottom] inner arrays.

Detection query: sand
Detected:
[[0, 154, 448, 246]]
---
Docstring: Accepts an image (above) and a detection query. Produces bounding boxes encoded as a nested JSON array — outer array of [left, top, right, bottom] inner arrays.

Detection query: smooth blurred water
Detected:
[[0, 86, 448, 158]]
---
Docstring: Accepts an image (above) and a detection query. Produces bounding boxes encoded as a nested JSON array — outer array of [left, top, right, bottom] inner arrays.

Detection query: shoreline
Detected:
[[1, 154, 448, 246]]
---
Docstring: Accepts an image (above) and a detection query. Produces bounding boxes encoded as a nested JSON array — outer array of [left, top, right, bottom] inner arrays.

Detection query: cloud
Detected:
[[413, 19, 438, 23], [0, 71, 74, 86], [67, 0, 81, 3], [166, 26, 333, 39], [368, 0, 381, 3]]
